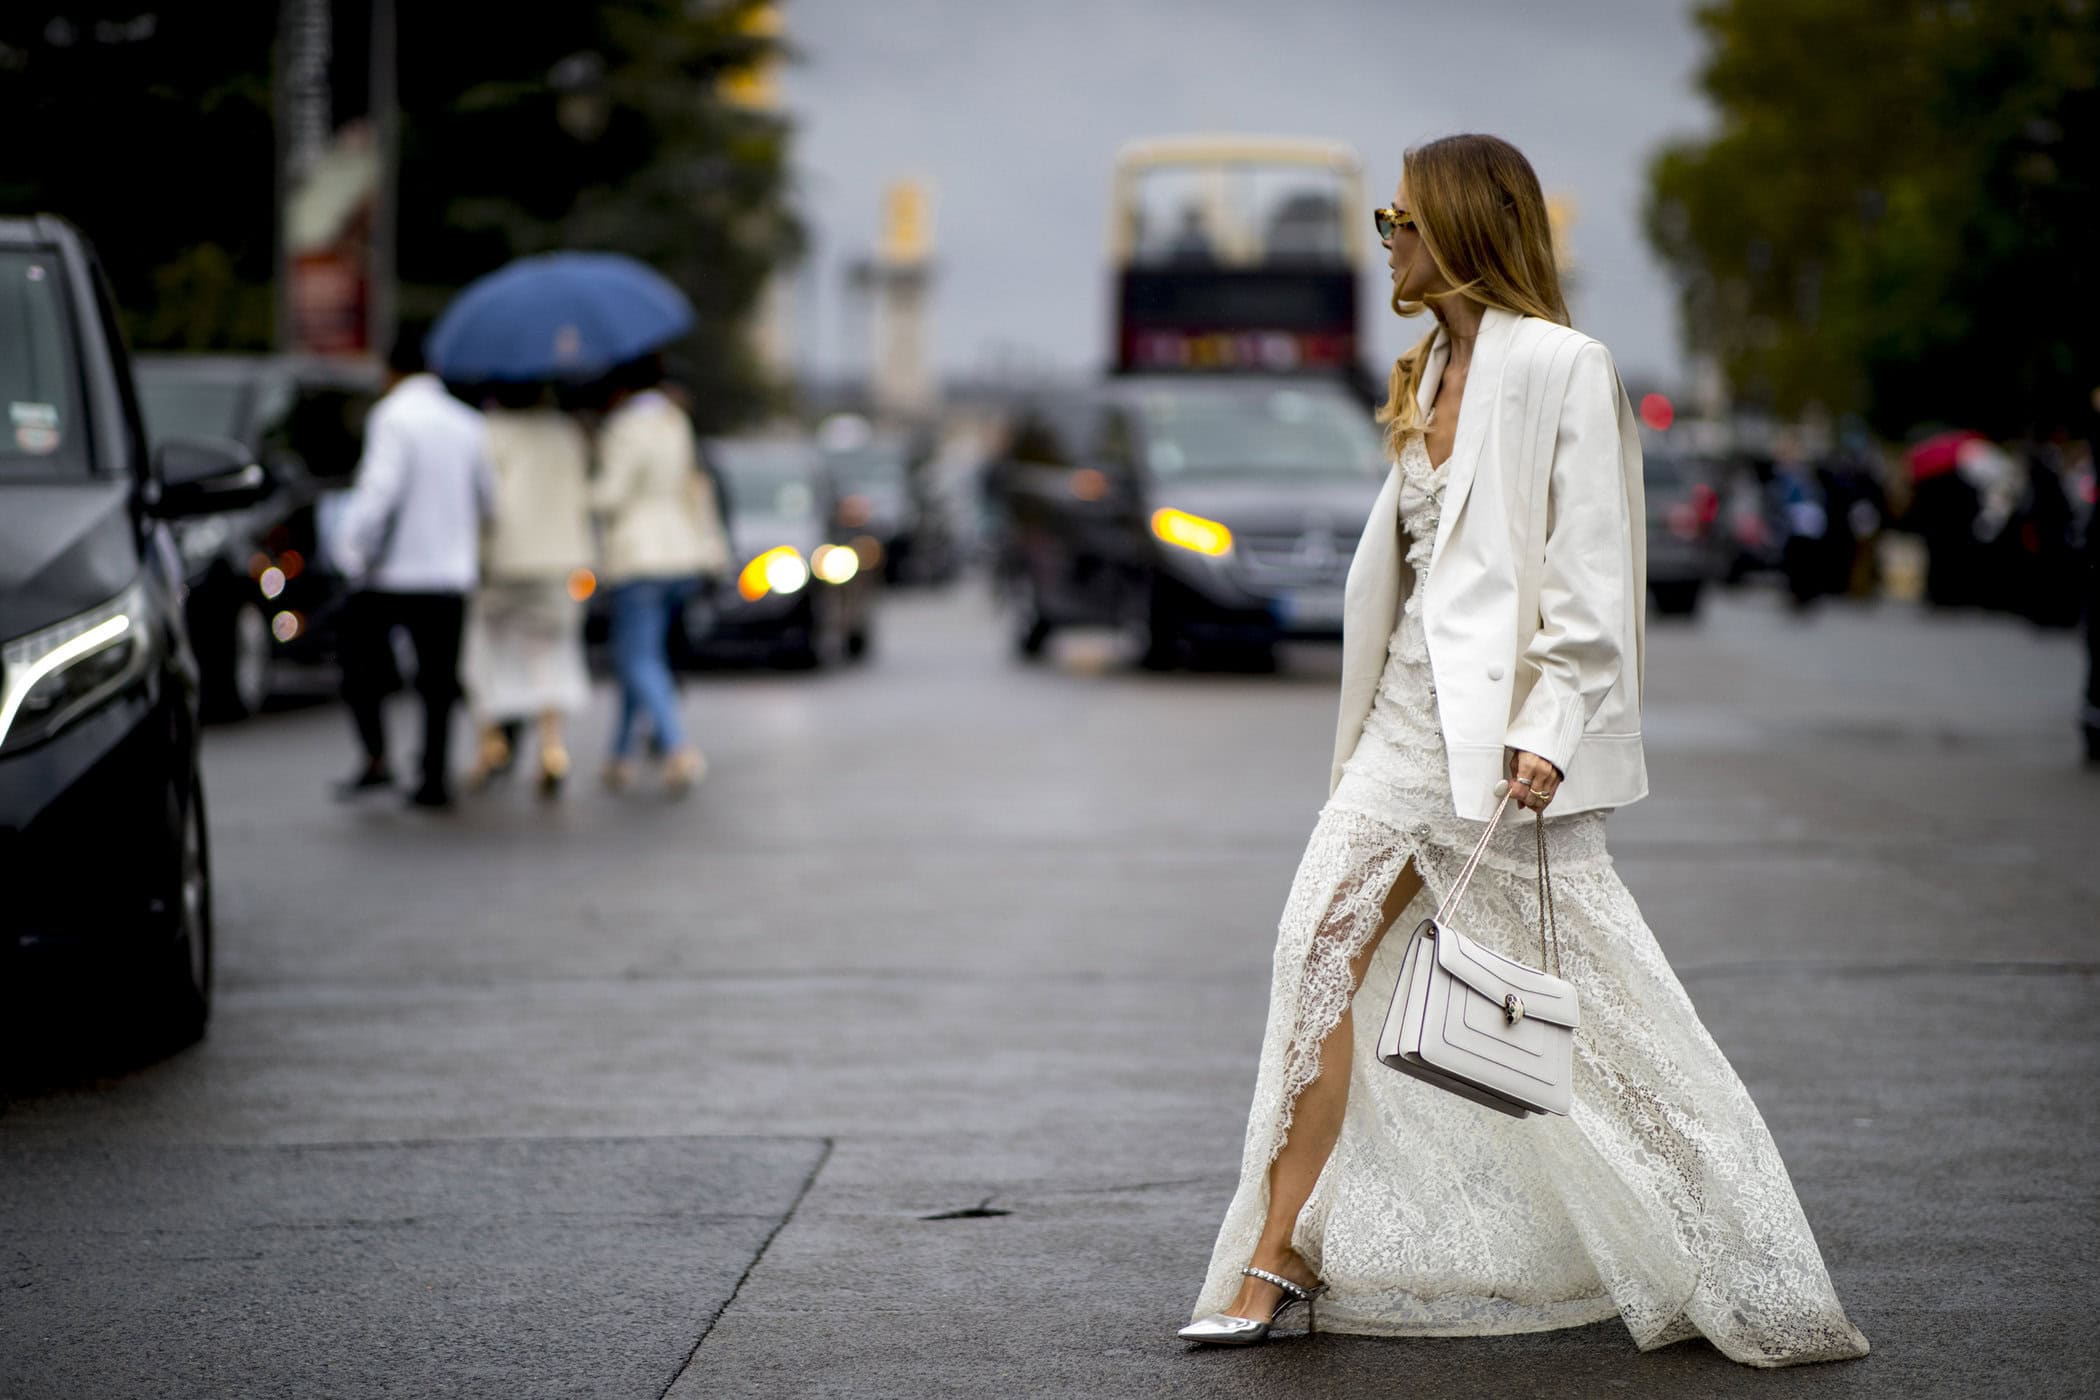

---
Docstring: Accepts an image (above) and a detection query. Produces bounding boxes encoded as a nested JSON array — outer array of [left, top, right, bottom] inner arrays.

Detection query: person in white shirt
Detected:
[[590, 357, 729, 794], [333, 332, 494, 809]]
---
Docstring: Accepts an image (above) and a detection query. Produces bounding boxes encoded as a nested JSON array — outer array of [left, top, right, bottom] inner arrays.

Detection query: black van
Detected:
[[0, 215, 268, 1051]]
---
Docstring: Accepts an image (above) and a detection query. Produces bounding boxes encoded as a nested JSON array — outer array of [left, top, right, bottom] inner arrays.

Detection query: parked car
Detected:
[[134, 354, 383, 717], [0, 215, 270, 1052], [1639, 439, 1727, 616], [991, 374, 1386, 667], [697, 436, 878, 668], [817, 415, 960, 585]]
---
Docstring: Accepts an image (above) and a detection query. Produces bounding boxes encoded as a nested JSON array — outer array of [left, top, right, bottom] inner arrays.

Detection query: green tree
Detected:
[[1647, 0, 2100, 440], [0, 6, 281, 350], [0, 2, 798, 429], [395, 0, 800, 428]]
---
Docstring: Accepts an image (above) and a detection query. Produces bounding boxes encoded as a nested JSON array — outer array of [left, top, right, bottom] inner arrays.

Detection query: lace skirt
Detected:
[[1192, 609, 1870, 1367], [464, 579, 590, 722]]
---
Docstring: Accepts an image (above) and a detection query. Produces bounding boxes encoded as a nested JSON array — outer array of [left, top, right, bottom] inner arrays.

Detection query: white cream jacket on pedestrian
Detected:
[[590, 390, 731, 584], [481, 408, 594, 582], [335, 374, 493, 594], [1332, 306, 1649, 820]]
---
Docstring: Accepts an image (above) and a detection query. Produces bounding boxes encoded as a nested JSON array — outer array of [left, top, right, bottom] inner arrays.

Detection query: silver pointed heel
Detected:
[[1177, 1267, 1329, 1346]]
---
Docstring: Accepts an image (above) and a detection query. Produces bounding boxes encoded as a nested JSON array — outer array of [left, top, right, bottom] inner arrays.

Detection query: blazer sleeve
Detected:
[[1503, 341, 1636, 775], [589, 412, 642, 516]]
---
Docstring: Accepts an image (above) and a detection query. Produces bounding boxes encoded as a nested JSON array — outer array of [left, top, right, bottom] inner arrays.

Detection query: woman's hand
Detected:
[[1504, 749, 1563, 812]]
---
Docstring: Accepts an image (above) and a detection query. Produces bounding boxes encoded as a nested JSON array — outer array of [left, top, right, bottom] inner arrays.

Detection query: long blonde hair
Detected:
[[1377, 134, 1569, 455]]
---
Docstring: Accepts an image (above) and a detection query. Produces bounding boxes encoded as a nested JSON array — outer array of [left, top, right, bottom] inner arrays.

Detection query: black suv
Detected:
[[0, 215, 267, 1051], [992, 374, 1387, 667]]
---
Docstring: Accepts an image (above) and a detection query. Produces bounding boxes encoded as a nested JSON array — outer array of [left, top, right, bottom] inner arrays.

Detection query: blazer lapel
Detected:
[[1430, 305, 1518, 565]]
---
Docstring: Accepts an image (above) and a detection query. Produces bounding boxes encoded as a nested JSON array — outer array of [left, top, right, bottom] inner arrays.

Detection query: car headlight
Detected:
[[0, 581, 154, 754], [811, 543, 860, 585], [1151, 507, 1234, 557], [737, 546, 810, 601]]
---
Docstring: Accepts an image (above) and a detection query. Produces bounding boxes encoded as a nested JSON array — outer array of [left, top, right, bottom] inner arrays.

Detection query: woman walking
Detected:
[[592, 357, 730, 794], [1182, 135, 1870, 1368], [463, 384, 594, 795]]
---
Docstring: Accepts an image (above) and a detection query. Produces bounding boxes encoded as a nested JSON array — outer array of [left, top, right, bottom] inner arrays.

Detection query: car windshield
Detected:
[[137, 371, 250, 446], [825, 445, 909, 495], [712, 442, 820, 518], [0, 249, 90, 478], [1133, 382, 1383, 479]]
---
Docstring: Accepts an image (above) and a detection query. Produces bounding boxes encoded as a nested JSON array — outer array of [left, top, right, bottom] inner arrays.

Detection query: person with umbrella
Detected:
[[590, 354, 730, 794], [429, 252, 727, 794], [459, 379, 595, 797]]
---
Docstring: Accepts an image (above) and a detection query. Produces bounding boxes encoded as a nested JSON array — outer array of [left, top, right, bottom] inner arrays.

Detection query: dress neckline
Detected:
[[1402, 432, 1447, 480]]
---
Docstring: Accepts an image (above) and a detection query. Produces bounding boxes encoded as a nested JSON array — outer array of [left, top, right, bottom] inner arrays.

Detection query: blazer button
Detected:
[[1487, 663, 1505, 682]]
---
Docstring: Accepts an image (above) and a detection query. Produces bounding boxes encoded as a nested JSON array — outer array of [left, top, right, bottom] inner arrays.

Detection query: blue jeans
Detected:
[[609, 578, 696, 758]]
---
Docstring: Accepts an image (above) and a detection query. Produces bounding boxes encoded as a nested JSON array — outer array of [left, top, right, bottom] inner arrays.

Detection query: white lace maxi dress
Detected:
[[1192, 433, 1870, 1368]]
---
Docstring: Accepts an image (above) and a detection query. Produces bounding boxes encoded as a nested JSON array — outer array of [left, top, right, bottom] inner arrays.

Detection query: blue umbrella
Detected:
[[426, 252, 695, 382]]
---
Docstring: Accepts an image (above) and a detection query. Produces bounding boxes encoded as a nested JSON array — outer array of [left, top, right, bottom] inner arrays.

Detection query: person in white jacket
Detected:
[[1182, 134, 1870, 1369], [590, 358, 730, 793], [461, 383, 595, 795], [332, 332, 493, 809]]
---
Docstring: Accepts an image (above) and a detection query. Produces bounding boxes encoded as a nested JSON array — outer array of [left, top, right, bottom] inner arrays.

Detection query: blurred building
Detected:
[[855, 179, 937, 423]]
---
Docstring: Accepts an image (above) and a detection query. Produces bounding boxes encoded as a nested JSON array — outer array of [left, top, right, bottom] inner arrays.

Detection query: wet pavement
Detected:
[[4, 584, 2095, 1399]]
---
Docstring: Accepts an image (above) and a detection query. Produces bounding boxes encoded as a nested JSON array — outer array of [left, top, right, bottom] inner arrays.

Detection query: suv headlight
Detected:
[[0, 581, 154, 754], [1151, 507, 1234, 557]]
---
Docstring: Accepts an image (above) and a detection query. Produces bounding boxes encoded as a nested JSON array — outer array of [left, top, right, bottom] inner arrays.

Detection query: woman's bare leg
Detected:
[[1220, 858, 1426, 1320]]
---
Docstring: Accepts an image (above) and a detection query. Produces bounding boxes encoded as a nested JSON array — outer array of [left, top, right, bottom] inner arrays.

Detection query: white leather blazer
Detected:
[[1331, 306, 1649, 820]]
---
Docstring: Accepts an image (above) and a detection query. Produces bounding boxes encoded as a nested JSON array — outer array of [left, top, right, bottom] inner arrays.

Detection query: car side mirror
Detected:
[[152, 437, 272, 517]]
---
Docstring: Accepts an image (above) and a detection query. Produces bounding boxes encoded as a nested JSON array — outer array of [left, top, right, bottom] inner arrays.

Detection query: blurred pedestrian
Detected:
[[1182, 133, 1868, 1367], [1774, 445, 1830, 610], [2083, 458, 2100, 764], [333, 330, 493, 810], [1820, 438, 1887, 599], [590, 355, 730, 794], [462, 383, 594, 797]]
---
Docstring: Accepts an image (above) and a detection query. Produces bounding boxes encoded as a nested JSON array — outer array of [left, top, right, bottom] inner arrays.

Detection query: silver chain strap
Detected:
[[1430, 792, 1560, 977]]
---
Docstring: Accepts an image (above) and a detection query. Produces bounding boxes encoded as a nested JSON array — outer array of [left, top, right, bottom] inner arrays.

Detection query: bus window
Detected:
[[1110, 136, 1368, 386]]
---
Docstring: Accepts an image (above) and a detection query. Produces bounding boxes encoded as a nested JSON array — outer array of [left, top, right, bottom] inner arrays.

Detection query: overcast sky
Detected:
[[779, 0, 1713, 388]]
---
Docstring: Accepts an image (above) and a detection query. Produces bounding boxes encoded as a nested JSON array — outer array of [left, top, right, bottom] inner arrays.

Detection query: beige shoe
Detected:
[[662, 747, 707, 796], [537, 743, 570, 799], [601, 758, 637, 794], [463, 728, 513, 792]]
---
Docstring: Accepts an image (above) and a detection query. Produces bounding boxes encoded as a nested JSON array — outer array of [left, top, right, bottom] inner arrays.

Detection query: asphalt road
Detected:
[[3, 583, 2095, 1400]]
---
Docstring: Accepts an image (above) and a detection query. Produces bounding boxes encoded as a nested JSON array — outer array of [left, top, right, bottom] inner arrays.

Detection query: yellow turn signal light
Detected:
[[811, 543, 860, 585], [739, 545, 810, 601], [566, 568, 596, 602], [1150, 507, 1233, 557]]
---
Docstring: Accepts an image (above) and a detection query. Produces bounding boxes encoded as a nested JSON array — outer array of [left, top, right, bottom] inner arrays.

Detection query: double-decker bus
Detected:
[[1107, 135, 1370, 396]]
